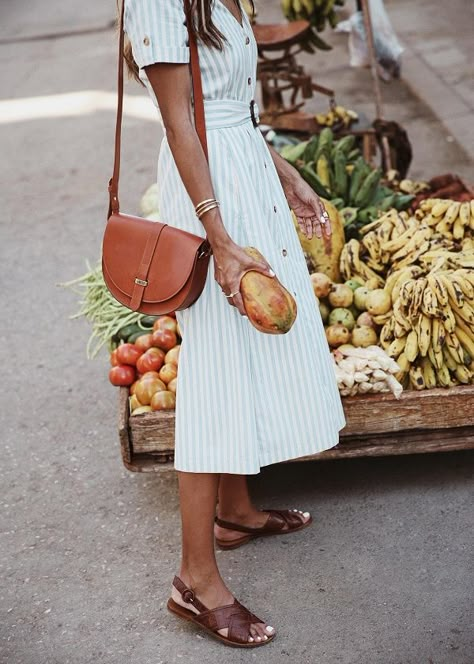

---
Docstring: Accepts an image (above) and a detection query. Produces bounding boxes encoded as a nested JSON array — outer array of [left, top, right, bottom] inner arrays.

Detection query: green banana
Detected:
[[354, 169, 382, 208], [348, 157, 366, 205], [333, 150, 348, 199], [299, 164, 332, 198]]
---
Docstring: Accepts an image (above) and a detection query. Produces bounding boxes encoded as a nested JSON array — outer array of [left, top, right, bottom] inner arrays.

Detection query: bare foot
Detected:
[[171, 573, 275, 643], [214, 508, 311, 544]]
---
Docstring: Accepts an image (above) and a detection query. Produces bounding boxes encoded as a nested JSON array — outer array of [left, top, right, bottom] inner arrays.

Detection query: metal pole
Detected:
[[359, 0, 392, 170]]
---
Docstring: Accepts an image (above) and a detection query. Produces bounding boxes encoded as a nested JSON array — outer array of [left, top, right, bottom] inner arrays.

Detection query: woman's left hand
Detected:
[[283, 173, 332, 240]]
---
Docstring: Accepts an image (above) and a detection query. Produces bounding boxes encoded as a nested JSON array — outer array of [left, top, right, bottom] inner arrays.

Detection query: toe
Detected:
[[249, 624, 259, 641]]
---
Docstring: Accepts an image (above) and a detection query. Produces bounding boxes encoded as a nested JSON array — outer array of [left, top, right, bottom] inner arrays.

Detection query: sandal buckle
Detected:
[[182, 589, 195, 604]]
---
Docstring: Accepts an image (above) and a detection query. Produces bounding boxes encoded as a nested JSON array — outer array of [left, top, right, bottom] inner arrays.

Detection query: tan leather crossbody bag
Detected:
[[102, 0, 211, 315]]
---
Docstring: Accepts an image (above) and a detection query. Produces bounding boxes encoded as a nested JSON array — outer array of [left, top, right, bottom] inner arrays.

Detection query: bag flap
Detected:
[[102, 213, 208, 302]]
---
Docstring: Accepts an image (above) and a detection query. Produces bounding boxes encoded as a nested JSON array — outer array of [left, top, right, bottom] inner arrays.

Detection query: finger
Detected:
[[304, 217, 313, 240], [312, 217, 323, 238], [243, 260, 275, 279], [231, 292, 247, 317]]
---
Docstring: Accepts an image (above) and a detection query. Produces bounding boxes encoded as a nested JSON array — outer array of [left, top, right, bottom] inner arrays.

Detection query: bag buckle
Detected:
[[135, 278, 148, 286], [250, 99, 260, 128]]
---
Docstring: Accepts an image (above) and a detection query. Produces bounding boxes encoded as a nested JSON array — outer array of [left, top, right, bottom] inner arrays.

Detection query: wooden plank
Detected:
[[126, 385, 474, 455], [341, 385, 474, 435], [293, 426, 474, 461], [118, 387, 132, 464]]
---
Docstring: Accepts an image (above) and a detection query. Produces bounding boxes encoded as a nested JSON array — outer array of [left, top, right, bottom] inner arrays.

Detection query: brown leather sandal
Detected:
[[167, 576, 275, 648], [215, 509, 313, 550]]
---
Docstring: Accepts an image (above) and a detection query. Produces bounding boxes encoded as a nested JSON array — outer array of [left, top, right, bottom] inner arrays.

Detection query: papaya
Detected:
[[292, 199, 345, 282], [240, 247, 297, 335]]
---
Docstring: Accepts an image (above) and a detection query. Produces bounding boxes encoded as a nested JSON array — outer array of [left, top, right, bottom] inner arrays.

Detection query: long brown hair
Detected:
[[121, 0, 254, 84]]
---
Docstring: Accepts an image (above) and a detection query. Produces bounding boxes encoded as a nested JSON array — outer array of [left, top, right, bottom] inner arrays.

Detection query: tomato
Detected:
[[165, 345, 180, 366], [129, 380, 138, 395], [139, 370, 161, 381], [150, 390, 176, 411], [176, 321, 182, 338], [152, 328, 177, 351], [135, 377, 167, 405], [159, 362, 178, 385], [136, 347, 165, 373], [134, 333, 154, 352], [155, 315, 178, 334], [116, 343, 143, 366], [129, 394, 142, 411], [167, 377, 178, 395], [109, 364, 136, 387], [110, 349, 120, 366]]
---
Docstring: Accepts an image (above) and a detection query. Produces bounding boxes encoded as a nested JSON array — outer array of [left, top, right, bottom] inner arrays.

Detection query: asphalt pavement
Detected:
[[1, 1, 473, 663]]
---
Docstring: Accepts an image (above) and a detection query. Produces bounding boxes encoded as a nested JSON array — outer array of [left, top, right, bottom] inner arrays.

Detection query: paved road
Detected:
[[1, 1, 473, 663]]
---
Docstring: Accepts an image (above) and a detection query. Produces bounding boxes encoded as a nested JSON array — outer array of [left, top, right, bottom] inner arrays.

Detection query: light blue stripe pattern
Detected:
[[124, 0, 346, 474]]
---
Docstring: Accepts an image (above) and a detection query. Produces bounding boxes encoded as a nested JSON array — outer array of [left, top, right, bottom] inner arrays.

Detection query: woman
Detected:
[[123, 0, 345, 648]]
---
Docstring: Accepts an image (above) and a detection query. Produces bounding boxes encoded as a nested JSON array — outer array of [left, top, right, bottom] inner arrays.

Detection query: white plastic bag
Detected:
[[336, 0, 403, 80]]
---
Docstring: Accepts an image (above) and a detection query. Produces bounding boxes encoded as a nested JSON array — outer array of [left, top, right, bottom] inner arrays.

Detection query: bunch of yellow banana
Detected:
[[339, 238, 386, 288], [418, 198, 474, 241], [315, 105, 358, 129], [379, 268, 474, 389]]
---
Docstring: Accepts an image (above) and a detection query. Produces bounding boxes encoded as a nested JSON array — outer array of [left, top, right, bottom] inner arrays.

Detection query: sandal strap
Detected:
[[194, 600, 262, 644], [215, 509, 305, 534], [172, 576, 209, 614], [172, 576, 263, 644]]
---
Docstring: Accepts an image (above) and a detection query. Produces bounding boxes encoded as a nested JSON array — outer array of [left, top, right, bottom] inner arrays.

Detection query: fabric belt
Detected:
[[201, 99, 260, 130]]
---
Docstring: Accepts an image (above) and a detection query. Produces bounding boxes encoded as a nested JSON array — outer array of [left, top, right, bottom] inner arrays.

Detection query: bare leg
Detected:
[[215, 474, 310, 544], [171, 471, 274, 643]]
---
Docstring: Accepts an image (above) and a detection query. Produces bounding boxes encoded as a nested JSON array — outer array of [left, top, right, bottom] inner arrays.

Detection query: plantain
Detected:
[[443, 201, 461, 225], [409, 365, 426, 390], [431, 200, 451, 217], [454, 325, 474, 359], [420, 356, 437, 389], [348, 157, 367, 205], [436, 364, 452, 388], [440, 274, 464, 307], [405, 329, 419, 362], [417, 314, 432, 357], [409, 278, 427, 319], [354, 169, 382, 208], [421, 285, 439, 317], [427, 273, 449, 306], [333, 149, 348, 199], [442, 345, 458, 372], [428, 344, 444, 370], [387, 336, 407, 359], [316, 155, 331, 191], [444, 329, 465, 364], [452, 216, 465, 240], [455, 364, 472, 384], [431, 317, 446, 354], [394, 351, 410, 382], [452, 272, 474, 301]]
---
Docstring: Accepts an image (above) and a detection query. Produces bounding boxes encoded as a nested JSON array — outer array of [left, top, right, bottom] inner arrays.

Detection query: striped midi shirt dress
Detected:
[[125, 0, 346, 474]]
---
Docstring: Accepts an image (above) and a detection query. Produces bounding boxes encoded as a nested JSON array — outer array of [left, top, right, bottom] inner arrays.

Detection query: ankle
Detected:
[[178, 565, 222, 592], [216, 505, 256, 522]]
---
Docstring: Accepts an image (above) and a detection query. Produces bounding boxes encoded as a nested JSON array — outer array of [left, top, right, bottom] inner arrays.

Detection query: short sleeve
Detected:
[[124, 0, 190, 68]]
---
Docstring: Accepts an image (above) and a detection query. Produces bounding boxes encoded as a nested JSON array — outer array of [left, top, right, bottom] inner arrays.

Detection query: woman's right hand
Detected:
[[212, 239, 275, 316]]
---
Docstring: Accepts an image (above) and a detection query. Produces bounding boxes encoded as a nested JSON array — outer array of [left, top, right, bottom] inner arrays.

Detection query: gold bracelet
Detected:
[[195, 198, 218, 216], [196, 201, 220, 219]]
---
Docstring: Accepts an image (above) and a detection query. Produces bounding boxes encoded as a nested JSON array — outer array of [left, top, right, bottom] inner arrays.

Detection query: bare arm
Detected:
[[266, 143, 332, 240], [144, 61, 273, 313]]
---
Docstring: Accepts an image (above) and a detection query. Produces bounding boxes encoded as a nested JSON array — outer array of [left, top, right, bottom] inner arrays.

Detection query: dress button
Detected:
[[282, 249, 288, 257], [245, 36, 250, 45], [273, 205, 277, 213], [264, 162, 267, 169], [247, 77, 251, 85], [143, 36, 150, 46]]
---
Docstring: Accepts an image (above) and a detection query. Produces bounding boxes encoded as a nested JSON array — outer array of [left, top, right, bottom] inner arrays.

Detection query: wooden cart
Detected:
[[118, 385, 474, 472]]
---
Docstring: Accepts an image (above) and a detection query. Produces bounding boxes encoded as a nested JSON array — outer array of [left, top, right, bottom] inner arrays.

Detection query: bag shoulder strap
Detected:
[[109, 0, 209, 217]]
